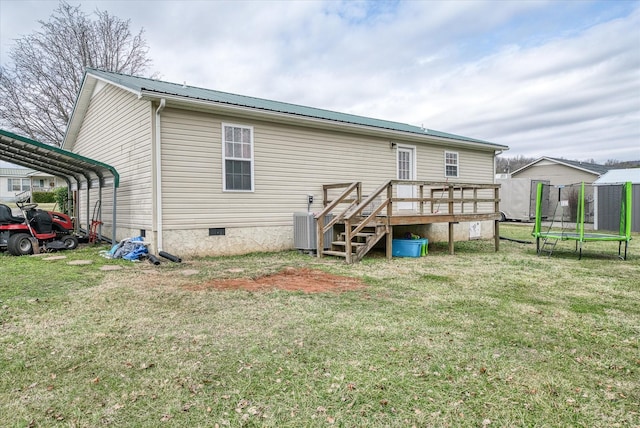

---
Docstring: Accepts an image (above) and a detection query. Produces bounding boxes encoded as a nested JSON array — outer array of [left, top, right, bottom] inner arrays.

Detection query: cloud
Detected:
[[1, 0, 638, 162], [415, 8, 640, 161]]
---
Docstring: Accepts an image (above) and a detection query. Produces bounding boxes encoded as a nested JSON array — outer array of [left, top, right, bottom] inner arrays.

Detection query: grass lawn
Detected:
[[0, 224, 638, 427]]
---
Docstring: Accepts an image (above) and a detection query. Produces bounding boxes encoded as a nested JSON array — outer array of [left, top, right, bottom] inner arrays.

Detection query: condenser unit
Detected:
[[294, 212, 333, 251]]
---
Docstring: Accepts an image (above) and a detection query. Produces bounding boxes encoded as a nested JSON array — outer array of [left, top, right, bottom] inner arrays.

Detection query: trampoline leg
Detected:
[[619, 241, 622, 258], [578, 243, 582, 260], [625, 241, 628, 260], [536, 237, 540, 254]]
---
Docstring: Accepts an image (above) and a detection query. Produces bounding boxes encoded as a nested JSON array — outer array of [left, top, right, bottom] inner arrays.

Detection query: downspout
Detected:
[[155, 98, 166, 252], [494, 150, 504, 182]]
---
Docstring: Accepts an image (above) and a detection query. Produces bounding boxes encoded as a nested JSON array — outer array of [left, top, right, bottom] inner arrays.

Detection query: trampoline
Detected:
[[532, 181, 632, 259]]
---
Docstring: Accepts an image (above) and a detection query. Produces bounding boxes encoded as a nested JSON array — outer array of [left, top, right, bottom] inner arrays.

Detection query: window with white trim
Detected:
[[7, 178, 30, 192], [397, 149, 412, 180], [445, 151, 459, 177], [222, 124, 254, 191]]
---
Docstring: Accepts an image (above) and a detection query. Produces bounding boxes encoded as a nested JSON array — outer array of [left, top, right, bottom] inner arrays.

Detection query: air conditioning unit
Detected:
[[294, 212, 333, 251]]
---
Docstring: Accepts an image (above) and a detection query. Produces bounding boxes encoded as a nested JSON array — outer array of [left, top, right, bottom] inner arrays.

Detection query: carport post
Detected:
[[98, 186, 103, 242], [112, 185, 117, 244], [66, 186, 71, 219], [86, 186, 90, 239]]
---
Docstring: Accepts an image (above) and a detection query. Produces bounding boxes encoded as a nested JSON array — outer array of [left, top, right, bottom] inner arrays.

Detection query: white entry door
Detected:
[[397, 146, 416, 211]]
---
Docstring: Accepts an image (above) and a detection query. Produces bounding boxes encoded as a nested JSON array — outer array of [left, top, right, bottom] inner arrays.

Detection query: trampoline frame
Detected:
[[532, 181, 632, 259]]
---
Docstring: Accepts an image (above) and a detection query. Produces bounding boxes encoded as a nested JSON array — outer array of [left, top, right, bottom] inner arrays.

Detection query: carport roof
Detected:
[[0, 129, 119, 189]]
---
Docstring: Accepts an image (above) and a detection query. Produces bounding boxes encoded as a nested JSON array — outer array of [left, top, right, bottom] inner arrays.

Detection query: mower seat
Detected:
[[0, 204, 25, 224]]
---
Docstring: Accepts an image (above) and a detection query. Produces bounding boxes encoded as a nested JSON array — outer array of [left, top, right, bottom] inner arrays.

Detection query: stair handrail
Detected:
[[344, 180, 392, 221], [345, 180, 392, 236], [316, 181, 361, 220], [351, 201, 389, 237], [316, 182, 361, 256], [343, 180, 391, 244]]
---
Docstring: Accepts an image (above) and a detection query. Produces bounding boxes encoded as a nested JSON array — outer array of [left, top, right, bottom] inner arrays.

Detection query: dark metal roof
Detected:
[[512, 156, 610, 177], [83, 68, 508, 149], [0, 129, 119, 189], [546, 157, 610, 176]]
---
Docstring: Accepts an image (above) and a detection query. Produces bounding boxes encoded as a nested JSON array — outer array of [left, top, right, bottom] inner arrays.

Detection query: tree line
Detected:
[[496, 156, 639, 174]]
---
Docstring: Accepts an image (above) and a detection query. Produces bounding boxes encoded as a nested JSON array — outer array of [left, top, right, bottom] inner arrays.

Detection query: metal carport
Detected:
[[0, 129, 119, 242]]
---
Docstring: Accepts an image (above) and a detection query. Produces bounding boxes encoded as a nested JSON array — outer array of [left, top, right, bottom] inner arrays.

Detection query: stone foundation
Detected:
[[161, 226, 293, 257], [103, 221, 495, 259]]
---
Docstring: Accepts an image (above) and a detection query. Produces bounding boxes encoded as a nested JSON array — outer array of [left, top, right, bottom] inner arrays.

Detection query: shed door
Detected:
[[397, 146, 416, 211]]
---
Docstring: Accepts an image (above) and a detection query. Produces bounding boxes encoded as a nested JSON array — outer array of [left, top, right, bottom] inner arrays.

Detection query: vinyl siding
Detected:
[[513, 164, 599, 185], [0, 177, 25, 201], [159, 107, 496, 229], [72, 85, 153, 230]]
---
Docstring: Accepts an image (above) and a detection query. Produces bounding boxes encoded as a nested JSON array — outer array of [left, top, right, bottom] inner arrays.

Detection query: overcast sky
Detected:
[[1, 0, 639, 165]]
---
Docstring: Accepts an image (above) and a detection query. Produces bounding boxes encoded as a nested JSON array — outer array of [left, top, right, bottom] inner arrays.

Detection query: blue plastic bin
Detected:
[[392, 238, 428, 257], [392, 239, 422, 257]]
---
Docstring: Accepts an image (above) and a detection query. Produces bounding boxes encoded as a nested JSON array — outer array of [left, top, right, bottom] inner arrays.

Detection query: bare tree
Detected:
[[0, 1, 152, 146], [495, 155, 537, 174]]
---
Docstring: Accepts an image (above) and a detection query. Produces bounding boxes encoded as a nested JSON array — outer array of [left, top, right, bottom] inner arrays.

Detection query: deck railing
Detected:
[[317, 180, 501, 260]]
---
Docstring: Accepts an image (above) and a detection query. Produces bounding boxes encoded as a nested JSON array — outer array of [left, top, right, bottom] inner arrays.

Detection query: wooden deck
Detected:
[[316, 180, 501, 263]]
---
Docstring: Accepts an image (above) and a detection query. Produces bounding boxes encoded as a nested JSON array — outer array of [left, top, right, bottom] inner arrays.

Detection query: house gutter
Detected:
[[494, 149, 506, 183], [155, 98, 166, 252]]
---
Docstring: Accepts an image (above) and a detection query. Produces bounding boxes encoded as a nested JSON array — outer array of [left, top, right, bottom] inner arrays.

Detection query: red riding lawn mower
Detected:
[[0, 201, 79, 256]]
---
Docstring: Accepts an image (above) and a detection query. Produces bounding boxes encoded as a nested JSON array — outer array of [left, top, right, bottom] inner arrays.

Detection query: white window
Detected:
[[445, 151, 459, 177], [222, 124, 254, 191], [397, 149, 412, 180], [7, 178, 30, 192], [397, 145, 417, 210]]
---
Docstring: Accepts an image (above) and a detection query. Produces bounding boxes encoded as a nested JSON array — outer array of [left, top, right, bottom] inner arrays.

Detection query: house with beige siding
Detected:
[[511, 157, 609, 185], [0, 167, 65, 202], [63, 68, 508, 259], [508, 157, 610, 225]]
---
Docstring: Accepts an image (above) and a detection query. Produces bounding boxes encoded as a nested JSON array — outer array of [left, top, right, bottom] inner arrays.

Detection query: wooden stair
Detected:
[[322, 223, 389, 263], [316, 179, 502, 263]]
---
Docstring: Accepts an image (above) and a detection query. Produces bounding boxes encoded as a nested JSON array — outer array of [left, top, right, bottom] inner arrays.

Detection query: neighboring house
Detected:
[[0, 167, 64, 202], [510, 157, 609, 185], [63, 68, 508, 257], [593, 168, 640, 233], [509, 157, 610, 223]]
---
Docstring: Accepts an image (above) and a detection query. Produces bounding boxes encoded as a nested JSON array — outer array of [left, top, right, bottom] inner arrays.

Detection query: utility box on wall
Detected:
[[293, 212, 333, 251]]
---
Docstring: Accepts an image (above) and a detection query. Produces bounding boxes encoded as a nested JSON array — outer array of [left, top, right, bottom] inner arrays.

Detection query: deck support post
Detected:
[[386, 224, 393, 260], [345, 219, 352, 264], [386, 184, 394, 260], [448, 222, 454, 255], [448, 186, 455, 254], [317, 216, 324, 258], [494, 220, 500, 252]]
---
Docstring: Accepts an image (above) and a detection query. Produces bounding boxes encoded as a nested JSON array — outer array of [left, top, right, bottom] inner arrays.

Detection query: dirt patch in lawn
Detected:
[[184, 267, 366, 293]]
